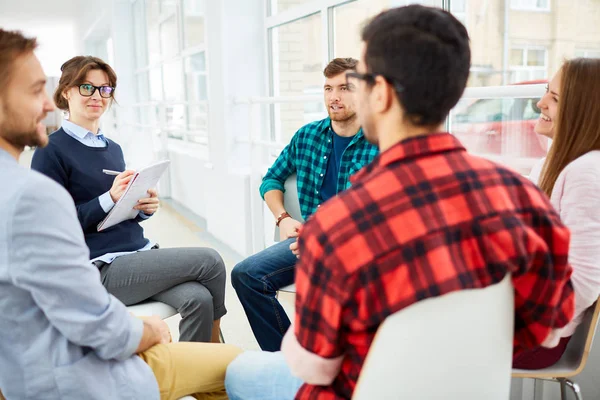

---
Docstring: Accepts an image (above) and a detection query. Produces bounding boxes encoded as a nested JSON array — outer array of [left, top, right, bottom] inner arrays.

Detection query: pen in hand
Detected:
[[102, 169, 122, 176]]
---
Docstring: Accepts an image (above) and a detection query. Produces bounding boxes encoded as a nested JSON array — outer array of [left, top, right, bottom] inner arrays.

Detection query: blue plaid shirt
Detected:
[[260, 117, 378, 220]]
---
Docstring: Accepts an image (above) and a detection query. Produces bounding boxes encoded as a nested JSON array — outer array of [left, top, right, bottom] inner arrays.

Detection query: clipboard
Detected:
[[97, 160, 171, 231]]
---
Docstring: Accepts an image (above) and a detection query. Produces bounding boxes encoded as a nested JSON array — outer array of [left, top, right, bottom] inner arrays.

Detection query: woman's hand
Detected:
[[135, 188, 159, 215], [109, 170, 135, 203]]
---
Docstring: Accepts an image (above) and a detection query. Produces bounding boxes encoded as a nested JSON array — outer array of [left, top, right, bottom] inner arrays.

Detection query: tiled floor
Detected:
[[142, 201, 296, 350]]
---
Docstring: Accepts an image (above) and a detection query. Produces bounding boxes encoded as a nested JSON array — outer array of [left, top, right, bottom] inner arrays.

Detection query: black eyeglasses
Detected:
[[78, 84, 115, 98], [345, 72, 404, 94]]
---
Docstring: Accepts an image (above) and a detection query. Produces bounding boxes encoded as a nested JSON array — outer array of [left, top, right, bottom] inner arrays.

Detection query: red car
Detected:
[[451, 80, 549, 171]]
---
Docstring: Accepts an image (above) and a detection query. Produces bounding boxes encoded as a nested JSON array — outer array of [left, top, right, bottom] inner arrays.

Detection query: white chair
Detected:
[[127, 300, 179, 319], [127, 300, 226, 343], [273, 173, 303, 294], [512, 298, 600, 400], [352, 275, 514, 400]]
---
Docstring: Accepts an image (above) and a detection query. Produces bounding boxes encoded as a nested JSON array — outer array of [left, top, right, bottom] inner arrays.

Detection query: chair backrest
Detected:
[[353, 275, 514, 400], [273, 173, 304, 242], [564, 298, 600, 376]]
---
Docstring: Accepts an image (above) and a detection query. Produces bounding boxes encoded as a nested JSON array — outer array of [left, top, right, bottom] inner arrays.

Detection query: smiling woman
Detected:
[[30, 55, 229, 347]]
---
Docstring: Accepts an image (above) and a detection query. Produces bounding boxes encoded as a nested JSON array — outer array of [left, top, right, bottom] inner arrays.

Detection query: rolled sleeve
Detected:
[[99, 191, 115, 213], [120, 316, 144, 360]]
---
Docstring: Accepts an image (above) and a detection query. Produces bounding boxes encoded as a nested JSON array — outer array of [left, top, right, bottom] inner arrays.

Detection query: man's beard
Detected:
[[327, 109, 356, 123], [0, 104, 48, 150]]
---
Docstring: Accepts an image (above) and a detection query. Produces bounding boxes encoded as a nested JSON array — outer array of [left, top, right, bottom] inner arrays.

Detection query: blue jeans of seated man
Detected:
[[225, 351, 303, 400], [231, 238, 297, 351]]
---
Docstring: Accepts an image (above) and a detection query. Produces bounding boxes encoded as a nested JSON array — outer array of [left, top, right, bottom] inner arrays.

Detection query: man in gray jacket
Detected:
[[0, 29, 240, 400]]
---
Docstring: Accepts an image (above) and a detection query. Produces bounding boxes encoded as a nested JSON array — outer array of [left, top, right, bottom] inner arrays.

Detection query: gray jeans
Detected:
[[98, 247, 227, 342]]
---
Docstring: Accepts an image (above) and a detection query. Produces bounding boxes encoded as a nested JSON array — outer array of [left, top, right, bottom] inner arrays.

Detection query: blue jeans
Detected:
[[225, 351, 303, 400], [231, 238, 297, 351]]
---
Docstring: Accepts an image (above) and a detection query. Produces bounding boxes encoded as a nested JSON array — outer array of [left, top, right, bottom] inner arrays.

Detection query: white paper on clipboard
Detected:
[[97, 160, 171, 231]]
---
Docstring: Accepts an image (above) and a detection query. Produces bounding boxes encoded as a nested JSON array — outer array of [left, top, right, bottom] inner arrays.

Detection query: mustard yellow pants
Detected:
[[139, 342, 243, 400]]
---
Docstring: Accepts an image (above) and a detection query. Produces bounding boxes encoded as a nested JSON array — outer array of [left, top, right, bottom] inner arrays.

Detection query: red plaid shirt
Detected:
[[294, 133, 574, 400]]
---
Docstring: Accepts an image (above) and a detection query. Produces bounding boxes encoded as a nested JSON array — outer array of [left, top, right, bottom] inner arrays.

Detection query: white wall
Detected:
[[0, 0, 78, 77]]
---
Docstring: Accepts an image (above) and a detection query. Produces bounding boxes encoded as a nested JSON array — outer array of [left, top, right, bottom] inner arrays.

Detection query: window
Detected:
[[133, 0, 147, 68], [184, 52, 209, 143], [509, 47, 547, 83], [159, 15, 179, 59], [332, 0, 387, 59], [270, 13, 322, 141], [146, 0, 161, 64], [131, 0, 210, 149], [575, 49, 600, 58], [450, 93, 547, 175], [510, 0, 550, 12], [269, 0, 316, 16], [450, 0, 467, 27], [183, 0, 205, 49]]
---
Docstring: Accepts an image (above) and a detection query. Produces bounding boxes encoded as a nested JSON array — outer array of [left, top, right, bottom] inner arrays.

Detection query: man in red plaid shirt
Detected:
[[225, 5, 574, 400]]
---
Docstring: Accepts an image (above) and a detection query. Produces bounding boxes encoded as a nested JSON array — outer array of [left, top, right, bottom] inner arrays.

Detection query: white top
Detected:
[[529, 151, 600, 345]]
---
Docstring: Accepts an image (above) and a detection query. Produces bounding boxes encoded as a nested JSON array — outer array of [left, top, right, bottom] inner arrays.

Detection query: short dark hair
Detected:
[[324, 57, 358, 78], [54, 56, 118, 111], [361, 5, 471, 126], [0, 29, 38, 89]]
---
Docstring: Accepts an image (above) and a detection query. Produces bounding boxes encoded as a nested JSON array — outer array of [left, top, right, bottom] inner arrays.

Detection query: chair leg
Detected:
[[564, 379, 582, 400], [559, 378, 567, 400]]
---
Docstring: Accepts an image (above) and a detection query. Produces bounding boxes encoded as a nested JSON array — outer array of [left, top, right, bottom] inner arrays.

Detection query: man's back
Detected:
[[0, 150, 157, 399], [293, 133, 574, 399]]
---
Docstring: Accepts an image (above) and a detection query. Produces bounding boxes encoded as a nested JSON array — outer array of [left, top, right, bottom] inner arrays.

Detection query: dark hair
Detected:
[[0, 29, 38, 89], [54, 56, 118, 111], [324, 57, 358, 78], [361, 5, 471, 126]]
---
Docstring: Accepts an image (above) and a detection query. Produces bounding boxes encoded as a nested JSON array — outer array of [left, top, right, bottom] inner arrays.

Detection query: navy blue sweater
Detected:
[[31, 128, 148, 259]]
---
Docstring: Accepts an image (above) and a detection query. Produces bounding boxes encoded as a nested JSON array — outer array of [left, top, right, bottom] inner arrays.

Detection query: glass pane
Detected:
[[271, 13, 322, 142], [536, 0, 549, 9], [510, 49, 524, 67], [269, 0, 316, 16], [160, 0, 177, 15], [133, 0, 147, 68], [149, 68, 163, 101], [162, 60, 185, 101], [160, 15, 179, 59], [527, 49, 545, 66], [185, 52, 208, 102], [146, 0, 161, 64], [183, 0, 205, 48], [450, 95, 548, 175], [333, 0, 386, 59], [166, 105, 185, 138], [332, 1, 449, 59], [136, 72, 149, 103]]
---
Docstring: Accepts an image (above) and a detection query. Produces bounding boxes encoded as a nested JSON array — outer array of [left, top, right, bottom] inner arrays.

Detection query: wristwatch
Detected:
[[276, 211, 291, 227]]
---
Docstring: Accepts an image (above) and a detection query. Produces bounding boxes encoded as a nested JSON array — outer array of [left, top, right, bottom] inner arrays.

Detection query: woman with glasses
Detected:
[[31, 56, 227, 345]]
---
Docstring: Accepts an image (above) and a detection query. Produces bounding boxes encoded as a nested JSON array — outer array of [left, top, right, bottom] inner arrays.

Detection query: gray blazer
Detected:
[[0, 149, 158, 399]]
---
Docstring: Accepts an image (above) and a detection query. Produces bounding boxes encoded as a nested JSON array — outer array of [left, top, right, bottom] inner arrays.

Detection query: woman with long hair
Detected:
[[32, 56, 226, 344], [514, 57, 600, 369]]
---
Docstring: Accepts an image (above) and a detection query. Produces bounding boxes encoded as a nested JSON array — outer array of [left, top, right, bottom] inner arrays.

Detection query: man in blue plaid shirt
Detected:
[[231, 58, 378, 351]]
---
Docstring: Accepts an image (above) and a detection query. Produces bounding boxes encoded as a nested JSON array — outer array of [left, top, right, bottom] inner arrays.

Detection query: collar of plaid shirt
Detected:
[[351, 132, 463, 184]]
